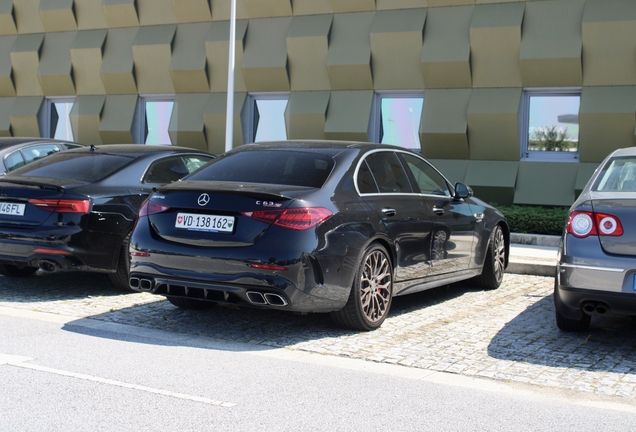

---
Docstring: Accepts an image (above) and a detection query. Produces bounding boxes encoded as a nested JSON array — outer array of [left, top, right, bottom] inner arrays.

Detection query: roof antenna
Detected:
[[90, 144, 96, 151]]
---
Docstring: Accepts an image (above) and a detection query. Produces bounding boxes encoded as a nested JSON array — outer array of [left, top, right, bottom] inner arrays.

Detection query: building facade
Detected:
[[0, 0, 634, 206]]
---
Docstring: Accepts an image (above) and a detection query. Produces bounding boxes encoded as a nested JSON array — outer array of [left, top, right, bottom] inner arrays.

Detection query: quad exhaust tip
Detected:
[[129, 277, 154, 292], [247, 291, 288, 307]]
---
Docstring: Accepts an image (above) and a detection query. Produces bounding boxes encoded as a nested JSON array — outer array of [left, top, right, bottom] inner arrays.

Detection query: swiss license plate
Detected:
[[175, 213, 235, 233], [0, 202, 25, 216]]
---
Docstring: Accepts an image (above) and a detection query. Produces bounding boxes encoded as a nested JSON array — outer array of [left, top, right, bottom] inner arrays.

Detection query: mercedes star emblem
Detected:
[[197, 193, 210, 206]]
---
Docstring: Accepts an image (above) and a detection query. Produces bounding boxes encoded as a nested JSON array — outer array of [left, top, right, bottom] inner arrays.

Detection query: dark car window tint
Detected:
[[10, 153, 133, 182], [143, 155, 212, 184], [188, 150, 334, 188], [5, 151, 26, 172], [401, 153, 451, 196], [363, 151, 412, 193], [357, 160, 378, 194], [594, 157, 636, 192]]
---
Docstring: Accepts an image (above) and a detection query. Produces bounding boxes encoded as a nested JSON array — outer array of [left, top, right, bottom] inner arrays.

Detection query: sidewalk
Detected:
[[508, 233, 559, 277]]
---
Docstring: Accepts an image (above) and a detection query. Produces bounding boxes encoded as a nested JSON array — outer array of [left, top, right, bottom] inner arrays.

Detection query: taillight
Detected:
[[241, 207, 332, 230], [138, 199, 170, 217], [28, 199, 91, 213], [567, 211, 623, 238]]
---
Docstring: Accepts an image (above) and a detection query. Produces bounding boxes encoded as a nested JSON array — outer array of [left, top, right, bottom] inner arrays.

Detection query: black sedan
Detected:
[[129, 141, 509, 330], [0, 144, 213, 289], [0, 137, 84, 175]]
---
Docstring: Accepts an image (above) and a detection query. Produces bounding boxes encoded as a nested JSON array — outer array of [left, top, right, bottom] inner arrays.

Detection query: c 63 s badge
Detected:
[[256, 201, 282, 208]]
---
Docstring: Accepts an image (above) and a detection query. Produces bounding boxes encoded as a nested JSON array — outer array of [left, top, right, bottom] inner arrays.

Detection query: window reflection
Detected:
[[528, 95, 580, 153], [380, 98, 423, 150], [145, 100, 174, 145], [253, 99, 288, 142], [51, 102, 74, 141]]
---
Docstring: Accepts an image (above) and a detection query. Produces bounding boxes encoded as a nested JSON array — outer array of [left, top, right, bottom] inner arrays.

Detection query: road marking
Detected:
[[1, 354, 237, 408]]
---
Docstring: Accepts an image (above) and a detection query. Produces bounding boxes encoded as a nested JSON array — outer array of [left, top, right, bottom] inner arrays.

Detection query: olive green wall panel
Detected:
[[582, 0, 636, 86], [71, 29, 107, 95], [70, 95, 106, 144], [470, 3, 524, 88], [39, 0, 77, 32], [173, 0, 212, 23], [514, 162, 578, 206], [330, 0, 375, 13], [421, 6, 472, 89], [101, 27, 137, 95], [0, 1, 17, 35], [168, 93, 208, 150], [242, 17, 291, 92], [579, 86, 636, 163], [74, 0, 108, 30], [206, 20, 248, 93], [171, 23, 211, 93], [291, 0, 333, 15], [203, 92, 246, 153], [377, 0, 427, 10], [10, 33, 43, 96], [324, 90, 373, 141], [428, 0, 473, 6], [98, 94, 137, 143], [467, 88, 521, 161], [10, 96, 42, 136], [0, 97, 14, 136], [102, 0, 139, 28], [520, 0, 584, 88], [465, 160, 518, 206], [287, 15, 332, 91], [420, 89, 471, 159], [137, 0, 177, 26], [211, 0, 249, 21], [244, 0, 292, 18], [326, 12, 374, 90], [285, 91, 330, 139], [13, 0, 45, 34], [370, 9, 426, 90], [0, 36, 16, 96], [428, 159, 469, 185], [575, 163, 600, 197], [132, 24, 176, 95], [38, 31, 76, 96]]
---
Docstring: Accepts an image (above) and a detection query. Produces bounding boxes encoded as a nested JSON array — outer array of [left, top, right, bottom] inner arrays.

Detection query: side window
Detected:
[[5, 151, 26, 172], [143, 157, 189, 184], [364, 151, 413, 194], [400, 153, 451, 197], [357, 161, 378, 194], [22, 144, 61, 164]]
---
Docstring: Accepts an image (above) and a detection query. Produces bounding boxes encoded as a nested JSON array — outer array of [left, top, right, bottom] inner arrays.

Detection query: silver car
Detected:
[[555, 147, 636, 331], [0, 137, 84, 175]]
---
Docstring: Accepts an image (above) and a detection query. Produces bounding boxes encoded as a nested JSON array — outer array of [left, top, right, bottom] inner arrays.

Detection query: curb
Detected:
[[508, 233, 558, 277], [510, 233, 560, 247]]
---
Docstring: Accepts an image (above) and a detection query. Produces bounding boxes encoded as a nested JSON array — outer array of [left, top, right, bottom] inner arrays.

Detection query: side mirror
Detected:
[[454, 182, 473, 200]]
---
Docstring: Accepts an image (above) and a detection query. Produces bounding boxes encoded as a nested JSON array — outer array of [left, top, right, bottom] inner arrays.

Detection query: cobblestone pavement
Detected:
[[2, 271, 636, 400]]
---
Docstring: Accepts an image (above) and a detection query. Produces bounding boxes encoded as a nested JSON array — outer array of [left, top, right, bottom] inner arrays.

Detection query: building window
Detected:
[[135, 97, 174, 145], [40, 98, 75, 141], [243, 94, 289, 143], [373, 93, 424, 151], [520, 89, 581, 161]]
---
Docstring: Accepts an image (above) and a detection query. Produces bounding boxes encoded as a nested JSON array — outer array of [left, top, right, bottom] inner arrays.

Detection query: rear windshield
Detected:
[[594, 156, 636, 192], [9, 153, 133, 183], [187, 150, 335, 188]]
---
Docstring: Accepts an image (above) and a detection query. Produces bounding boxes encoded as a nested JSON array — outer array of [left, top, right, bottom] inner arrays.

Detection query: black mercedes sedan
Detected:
[[129, 141, 509, 330], [0, 144, 213, 289]]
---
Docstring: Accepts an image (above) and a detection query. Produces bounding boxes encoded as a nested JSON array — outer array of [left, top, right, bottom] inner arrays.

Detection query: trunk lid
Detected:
[[591, 196, 636, 256]]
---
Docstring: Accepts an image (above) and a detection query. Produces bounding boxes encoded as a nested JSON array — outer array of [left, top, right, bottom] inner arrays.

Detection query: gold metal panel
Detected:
[[285, 91, 330, 139], [98, 94, 137, 144], [470, 3, 524, 88], [326, 12, 374, 90], [11, 33, 44, 97], [330, 0, 376, 13], [102, 0, 139, 28], [244, 0, 292, 18], [0, 1, 17, 35], [211, 0, 249, 21], [582, 0, 636, 86], [420, 89, 471, 159], [137, 0, 177, 25], [467, 88, 521, 161], [465, 160, 518, 206], [206, 20, 248, 93], [38, 31, 76, 96], [132, 24, 176, 95], [377, 0, 426, 10], [74, 0, 108, 30], [287, 15, 332, 91], [173, 0, 212, 23], [71, 30, 107, 95], [13, 0, 45, 34], [203, 92, 246, 153], [421, 6, 472, 89], [579, 86, 636, 163], [10, 96, 43, 137], [70, 95, 106, 144], [428, 159, 469, 184], [242, 17, 291, 92], [520, 0, 584, 87], [291, 0, 333, 15], [39, 0, 77, 32], [514, 162, 578, 206], [168, 93, 208, 150], [0, 97, 14, 136], [370, 9, 426, 90], [324, 90, 373, 141], [101, 27, 137, 95], [428, 0, 473, 6], [0, 36, 16, 97], [171, 23, 211, 93]]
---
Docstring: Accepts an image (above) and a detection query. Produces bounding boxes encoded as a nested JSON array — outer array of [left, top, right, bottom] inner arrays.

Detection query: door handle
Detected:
[[433, 206, 444, 215], [382, 208, 396, 217]]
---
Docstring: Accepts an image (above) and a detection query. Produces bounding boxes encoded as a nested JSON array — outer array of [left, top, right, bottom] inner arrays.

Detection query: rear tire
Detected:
[[0, 264, 38, 277], [475, 225, 506, 289], [167, 296, 216, 310], [108, 237, 133, 291], [331, 244, 393, 331], [555, 307, 591, 332]]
